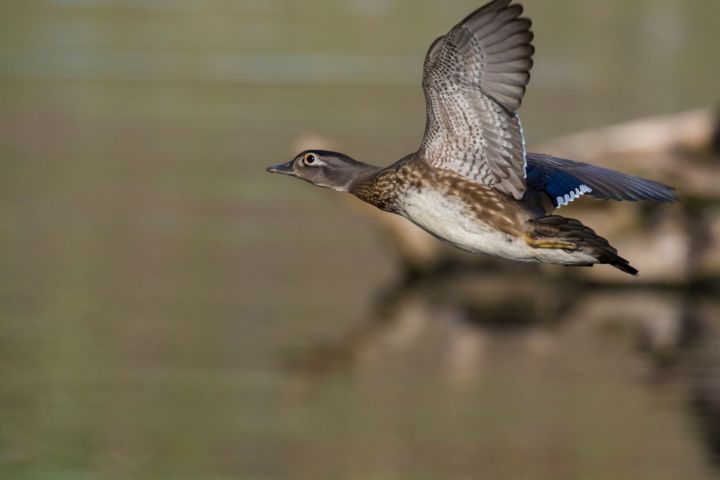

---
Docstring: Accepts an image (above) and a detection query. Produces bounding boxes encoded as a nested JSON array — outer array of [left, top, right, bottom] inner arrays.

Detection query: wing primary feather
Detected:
[[418, 0, 534, 199]]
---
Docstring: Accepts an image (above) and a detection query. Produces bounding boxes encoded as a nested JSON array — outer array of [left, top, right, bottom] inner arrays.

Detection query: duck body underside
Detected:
[[396, 186, 615, 268]]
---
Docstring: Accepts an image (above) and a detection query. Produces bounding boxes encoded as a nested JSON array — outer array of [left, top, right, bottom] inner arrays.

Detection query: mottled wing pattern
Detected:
[[526, 153, 677, 208], [419, 0, 534, 200]]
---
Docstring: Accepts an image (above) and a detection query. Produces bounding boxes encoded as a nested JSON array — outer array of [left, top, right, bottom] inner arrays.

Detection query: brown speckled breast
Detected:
[[351, 156, 536, 237]]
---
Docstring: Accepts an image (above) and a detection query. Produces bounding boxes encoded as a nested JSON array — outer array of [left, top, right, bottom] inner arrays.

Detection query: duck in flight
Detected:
[[267, 0, 676, 275]]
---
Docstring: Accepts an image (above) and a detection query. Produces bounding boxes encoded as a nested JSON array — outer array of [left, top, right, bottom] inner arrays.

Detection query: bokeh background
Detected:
[[1, 0, 719, 479]]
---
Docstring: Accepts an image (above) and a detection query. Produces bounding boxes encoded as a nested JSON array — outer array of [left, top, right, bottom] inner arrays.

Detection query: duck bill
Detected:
[[266, 161, 296, 176]]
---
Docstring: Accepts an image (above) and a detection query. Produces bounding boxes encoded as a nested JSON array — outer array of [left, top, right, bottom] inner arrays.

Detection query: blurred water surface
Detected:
[[0, 0, 719, 478]]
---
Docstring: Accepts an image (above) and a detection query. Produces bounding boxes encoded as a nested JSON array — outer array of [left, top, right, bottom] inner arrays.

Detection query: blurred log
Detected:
[[537, 107, 718, 162], [293, 106, 720, 283]]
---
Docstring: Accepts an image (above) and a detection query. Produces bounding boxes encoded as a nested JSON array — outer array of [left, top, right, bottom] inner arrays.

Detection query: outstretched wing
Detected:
[[418, 0, 534, 200], [526, 153, 677, 208]]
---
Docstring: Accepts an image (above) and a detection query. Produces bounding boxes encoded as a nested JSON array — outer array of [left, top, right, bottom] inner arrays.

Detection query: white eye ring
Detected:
[[303, 153, 324, 166]]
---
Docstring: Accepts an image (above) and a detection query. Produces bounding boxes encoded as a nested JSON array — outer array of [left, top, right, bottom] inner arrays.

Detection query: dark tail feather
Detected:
[[529, 215, 639, 276]]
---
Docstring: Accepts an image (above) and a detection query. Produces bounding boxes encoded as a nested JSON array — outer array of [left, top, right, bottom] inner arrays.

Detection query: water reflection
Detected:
[[687, 297, 720, 468], [289, 267, 720, 471]]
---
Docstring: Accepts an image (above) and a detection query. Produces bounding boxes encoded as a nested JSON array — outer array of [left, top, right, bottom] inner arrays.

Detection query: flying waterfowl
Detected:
[[267, 0, 676, 275]]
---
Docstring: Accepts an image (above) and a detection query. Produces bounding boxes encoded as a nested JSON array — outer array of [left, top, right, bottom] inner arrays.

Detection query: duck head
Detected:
[[267, 150, 378, 192]]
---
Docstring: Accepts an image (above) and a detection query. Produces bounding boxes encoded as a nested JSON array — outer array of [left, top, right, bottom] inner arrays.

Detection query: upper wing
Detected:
[[526, 153, 677, 208], [418, 0, 534, 200]]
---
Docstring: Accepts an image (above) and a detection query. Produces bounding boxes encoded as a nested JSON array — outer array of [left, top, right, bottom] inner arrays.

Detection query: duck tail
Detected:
[[526, 215, 639, 276]]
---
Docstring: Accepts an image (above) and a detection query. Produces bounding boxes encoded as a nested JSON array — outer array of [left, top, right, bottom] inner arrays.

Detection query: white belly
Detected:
[[398, 188, 596, 265]]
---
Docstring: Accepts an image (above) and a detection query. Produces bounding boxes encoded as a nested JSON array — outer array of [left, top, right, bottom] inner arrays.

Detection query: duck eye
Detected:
[[303, 154, 316, 165]]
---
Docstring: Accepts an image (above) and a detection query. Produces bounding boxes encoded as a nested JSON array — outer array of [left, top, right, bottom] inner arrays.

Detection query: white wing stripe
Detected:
[[556, 184, 594, 207]]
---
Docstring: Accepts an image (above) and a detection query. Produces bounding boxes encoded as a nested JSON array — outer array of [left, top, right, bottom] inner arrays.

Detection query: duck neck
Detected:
[[345, 164, 379, 189], [350, 166, 401, 212]]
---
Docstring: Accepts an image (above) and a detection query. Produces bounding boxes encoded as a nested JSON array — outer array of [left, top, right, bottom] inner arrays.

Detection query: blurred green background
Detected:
[[1, 0, 719, 479]]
